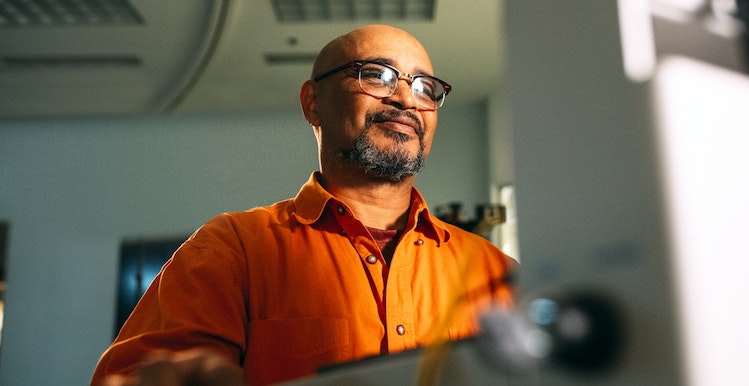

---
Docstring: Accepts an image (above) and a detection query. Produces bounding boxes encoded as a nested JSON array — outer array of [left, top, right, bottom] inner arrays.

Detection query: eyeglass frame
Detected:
[[313, 60, 452, 110]]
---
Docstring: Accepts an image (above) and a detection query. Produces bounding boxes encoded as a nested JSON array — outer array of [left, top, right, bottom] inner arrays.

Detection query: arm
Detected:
[[92, 216, 250, 385]]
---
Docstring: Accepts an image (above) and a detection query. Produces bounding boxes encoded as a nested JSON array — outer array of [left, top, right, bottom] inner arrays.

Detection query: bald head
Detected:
[[311, 24, 434, 79]]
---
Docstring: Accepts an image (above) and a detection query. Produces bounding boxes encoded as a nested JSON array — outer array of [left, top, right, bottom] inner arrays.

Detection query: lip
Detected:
[[378, 114, 421, 136]]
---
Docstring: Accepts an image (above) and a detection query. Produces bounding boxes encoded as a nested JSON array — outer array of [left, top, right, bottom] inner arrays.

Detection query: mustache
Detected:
[[365, 109, 423, 138]]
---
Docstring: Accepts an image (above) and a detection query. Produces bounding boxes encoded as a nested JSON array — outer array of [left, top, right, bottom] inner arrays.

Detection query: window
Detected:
[[115, 237, 186, 336]]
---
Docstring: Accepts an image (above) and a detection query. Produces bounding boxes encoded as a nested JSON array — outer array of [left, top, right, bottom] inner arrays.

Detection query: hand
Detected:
[[101, 349, 245, 386]]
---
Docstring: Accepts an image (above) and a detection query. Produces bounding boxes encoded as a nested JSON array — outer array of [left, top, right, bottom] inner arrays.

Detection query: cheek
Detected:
[[421, 114, 438, 152], [321, 93, 368, 126], [318, 107, 365, 148], [422, 133, 435, 157]]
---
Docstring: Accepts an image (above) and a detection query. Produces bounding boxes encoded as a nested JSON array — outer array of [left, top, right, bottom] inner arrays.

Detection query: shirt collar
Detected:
[[292, 172, 451, 243]]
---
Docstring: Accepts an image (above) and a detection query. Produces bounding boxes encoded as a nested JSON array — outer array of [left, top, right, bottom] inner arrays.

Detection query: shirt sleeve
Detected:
[[91, 214, 250, 384]]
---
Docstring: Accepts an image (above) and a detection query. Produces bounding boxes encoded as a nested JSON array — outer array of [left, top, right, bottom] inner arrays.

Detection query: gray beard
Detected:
[[342, 127, 425, 183]]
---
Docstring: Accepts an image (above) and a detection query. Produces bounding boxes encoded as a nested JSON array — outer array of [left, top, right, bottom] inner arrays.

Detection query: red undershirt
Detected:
[[367, 227, 404, 266]]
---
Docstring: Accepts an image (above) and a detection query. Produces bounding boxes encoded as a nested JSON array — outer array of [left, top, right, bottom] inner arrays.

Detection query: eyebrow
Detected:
[[362, 57, 433, 77]]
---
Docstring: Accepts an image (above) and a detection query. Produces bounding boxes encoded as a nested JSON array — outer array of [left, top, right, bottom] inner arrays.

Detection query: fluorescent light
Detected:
[[618, 0, 657, 82]]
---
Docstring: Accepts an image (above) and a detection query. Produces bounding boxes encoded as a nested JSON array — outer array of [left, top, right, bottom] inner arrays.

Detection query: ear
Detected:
[[300, 80, 321, 127]]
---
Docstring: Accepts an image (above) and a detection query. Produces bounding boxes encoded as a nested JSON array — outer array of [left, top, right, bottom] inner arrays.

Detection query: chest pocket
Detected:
[[246, 317, 350, 384]]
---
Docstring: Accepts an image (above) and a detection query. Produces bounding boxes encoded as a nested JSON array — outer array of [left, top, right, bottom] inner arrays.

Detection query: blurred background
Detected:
[[1, 1, 748, 385]]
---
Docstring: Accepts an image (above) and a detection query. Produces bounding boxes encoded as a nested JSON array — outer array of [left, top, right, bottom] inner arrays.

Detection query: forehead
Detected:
[[319, 26, 434, 76]]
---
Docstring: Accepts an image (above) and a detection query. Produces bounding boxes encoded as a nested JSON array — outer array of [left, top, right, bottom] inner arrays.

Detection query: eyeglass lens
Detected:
[[358, 63, 445, 110]]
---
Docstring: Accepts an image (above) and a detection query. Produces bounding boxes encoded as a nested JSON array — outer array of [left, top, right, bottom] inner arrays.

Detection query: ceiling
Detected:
[[0, 0, 504, 118]]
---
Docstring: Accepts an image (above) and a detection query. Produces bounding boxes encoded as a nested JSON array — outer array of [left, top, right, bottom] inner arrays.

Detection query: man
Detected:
[[92, 24, 515, 386]]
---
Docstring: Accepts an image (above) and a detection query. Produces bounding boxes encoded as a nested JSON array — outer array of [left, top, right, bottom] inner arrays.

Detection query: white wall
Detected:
[[0, 102, 493, 385], [504, 0, 681, 384]]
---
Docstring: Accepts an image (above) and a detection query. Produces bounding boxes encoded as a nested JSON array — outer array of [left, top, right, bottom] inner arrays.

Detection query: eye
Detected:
[[360, 64, 395, 87], [412, 77, 438, 100], [360, 67, 381, 79]]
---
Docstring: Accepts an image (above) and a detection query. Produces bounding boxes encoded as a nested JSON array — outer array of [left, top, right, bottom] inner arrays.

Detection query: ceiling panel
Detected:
[[0, 0, 224, 118], [0, 0, 503, 118]]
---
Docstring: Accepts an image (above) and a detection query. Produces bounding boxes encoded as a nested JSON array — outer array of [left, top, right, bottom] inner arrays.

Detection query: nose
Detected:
[[383, 76, 418, 110]]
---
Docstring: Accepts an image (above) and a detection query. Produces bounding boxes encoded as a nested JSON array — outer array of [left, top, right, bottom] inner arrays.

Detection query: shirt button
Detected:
[[337, 205, 346, 215], [366, 255, 378, 264], [415, 239, 424, 246], [396, 325, 406, 335], [340, 229, 346, 236]]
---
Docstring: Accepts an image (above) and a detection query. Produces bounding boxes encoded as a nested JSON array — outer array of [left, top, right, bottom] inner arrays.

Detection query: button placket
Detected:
[[334, 202, 387, 303], [329, 202, 387, 312], [384, 234, 417, 351]]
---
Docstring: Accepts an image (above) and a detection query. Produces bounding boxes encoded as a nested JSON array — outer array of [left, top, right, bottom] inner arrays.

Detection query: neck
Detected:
[[318, 171, 414, 230]]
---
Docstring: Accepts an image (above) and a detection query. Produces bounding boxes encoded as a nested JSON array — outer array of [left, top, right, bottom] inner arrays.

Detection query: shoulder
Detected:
[[429, 215, 498, 248], [432, 216, 516, 267], [206, 199, 295, 229], [185, 199, 296, 249]]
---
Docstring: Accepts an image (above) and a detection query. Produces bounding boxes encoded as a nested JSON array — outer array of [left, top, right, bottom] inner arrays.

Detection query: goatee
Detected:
[[341, 110, 425, 182]]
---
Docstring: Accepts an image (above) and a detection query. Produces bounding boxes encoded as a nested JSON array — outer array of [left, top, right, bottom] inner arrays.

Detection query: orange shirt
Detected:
[[92, 173, 515, 385]]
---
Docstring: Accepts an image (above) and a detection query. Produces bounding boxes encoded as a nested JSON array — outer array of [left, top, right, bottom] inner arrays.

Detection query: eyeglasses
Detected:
[[313, 60, 452, 111]]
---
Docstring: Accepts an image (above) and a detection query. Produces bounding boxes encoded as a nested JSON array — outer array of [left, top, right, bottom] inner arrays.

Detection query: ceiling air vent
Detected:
[[264, 52, 318, 65], [271, 0, 435, 23], [0, 0, 142, 28], [0, 55, 141, 69]]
